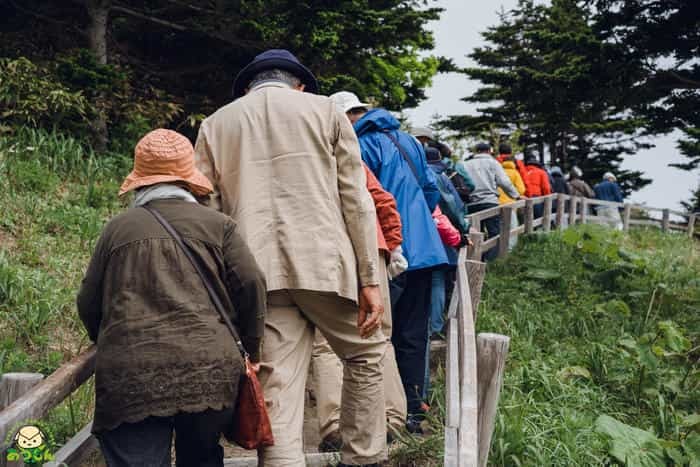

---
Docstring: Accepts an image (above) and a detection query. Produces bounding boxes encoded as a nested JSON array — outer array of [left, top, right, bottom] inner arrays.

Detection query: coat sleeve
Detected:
[[541, 171, 553, 195], [77, 230, 109, 342], [334, 110, 380, 288], [193, 122, 222, 212], [433, 206, 461, 247], [584, 183, 595, 198], [513, 172, 526, 196], [495, 161, 521, 200], [614, 184, 624, 202], [222, 218, 267, 363], [364, 164, 402, 252]]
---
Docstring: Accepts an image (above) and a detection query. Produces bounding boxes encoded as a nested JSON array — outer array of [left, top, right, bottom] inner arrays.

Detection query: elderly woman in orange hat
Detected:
[[77, 129, 266, 467]]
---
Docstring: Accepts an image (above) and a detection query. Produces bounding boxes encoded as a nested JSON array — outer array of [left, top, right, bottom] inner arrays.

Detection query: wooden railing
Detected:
[[0, 194, 695, 467], [442, 193, 697, 467]]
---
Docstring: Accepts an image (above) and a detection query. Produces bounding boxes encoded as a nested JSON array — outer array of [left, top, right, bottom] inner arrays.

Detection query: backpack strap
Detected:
[[382, 130, 420, 182]]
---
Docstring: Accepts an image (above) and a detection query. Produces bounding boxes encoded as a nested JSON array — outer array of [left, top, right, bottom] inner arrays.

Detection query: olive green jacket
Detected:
[[77, 199, 266, 432]]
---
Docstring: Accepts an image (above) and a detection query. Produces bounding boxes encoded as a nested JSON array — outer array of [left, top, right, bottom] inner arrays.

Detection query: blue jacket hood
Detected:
[[354, 108, 400, 136], [428, 160, 449, 174]]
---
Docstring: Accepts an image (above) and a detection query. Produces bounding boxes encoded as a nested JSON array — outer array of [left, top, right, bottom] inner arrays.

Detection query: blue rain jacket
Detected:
[[594, 180, 624, 203], [354, 109, 447, 271]]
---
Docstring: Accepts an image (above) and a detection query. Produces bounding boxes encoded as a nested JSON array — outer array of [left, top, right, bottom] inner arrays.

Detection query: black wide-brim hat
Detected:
[[232, 49, 319, 99]]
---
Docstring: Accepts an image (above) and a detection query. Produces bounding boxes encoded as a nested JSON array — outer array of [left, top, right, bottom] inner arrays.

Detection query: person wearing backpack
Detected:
[[463, 142, 521, 260], [347, 95, 448, 433]]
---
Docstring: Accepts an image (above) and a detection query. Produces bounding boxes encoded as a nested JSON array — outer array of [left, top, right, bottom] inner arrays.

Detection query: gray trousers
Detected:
[[96, 408, 234, 467]]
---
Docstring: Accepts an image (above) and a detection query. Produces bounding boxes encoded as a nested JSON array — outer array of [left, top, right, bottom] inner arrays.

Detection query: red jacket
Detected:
[[432, 206, 461, 247], [364, 164, 402, 256], [523, 164, 552, 197]]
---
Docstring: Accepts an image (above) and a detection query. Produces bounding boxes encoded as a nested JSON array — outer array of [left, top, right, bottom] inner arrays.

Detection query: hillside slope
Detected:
[[1, 129, 698, 465]]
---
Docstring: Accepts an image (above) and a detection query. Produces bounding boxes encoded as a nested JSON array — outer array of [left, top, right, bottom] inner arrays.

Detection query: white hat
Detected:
[[329, 91, 371, 113], [603, 171, 617, 181], [412, 126, 434, 140]]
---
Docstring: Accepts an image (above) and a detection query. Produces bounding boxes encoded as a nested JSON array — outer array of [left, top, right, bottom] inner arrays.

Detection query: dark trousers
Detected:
[[97, 408, 234, 467], [390, 267, 433, 415], [469, 202, 500, 261]]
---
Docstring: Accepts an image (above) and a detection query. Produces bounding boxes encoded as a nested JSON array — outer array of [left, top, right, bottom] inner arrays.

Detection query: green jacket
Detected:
[[77, 199, 266, 432]]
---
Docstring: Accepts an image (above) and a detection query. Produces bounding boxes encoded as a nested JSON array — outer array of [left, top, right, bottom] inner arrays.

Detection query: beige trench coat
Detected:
[[194, 82, 379, 302]]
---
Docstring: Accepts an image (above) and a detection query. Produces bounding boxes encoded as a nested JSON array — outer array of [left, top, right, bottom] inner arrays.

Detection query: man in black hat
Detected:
[[195, 49, 387, 467]]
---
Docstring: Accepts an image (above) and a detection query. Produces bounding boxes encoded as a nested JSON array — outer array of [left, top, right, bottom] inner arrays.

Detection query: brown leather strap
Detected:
[[142, 204, 249, 360]]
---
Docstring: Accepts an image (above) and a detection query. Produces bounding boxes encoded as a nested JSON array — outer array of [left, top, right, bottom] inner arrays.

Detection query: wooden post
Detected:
[[524, 199, 534, 234], [568, 197, 578, 226], [498, 206, 513, 258], [0, 347, 96, 448], [456, 249, 479, 466], [466, 260, 486, 322], [623, 204, 632, 232], [444, 317, 460, 467], [0, 374, 44, 411], [688, 214, 696, 238], [542, 196, 552, 233], [468, 232, 484, 262], [0, 373, 44, 467], [476, 333, 510, 467], [579, 198, 588, 224], [662, 209, 670, 232], [476, 334, 510, 467], [555, 194, 566, 230]]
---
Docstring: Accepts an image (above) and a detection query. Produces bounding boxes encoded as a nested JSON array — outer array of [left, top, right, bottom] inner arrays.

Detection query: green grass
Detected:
[[1, 128, 698, 465]]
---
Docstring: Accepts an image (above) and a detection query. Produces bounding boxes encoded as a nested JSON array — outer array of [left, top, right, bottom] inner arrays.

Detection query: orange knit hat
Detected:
[[119, 129, 213, 197]]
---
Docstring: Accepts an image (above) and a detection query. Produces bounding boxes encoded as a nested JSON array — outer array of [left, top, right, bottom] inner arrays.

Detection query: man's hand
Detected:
[[358, 285, 384, 339]]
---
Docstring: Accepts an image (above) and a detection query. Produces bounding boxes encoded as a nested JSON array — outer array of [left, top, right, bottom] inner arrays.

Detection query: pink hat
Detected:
[[119, 129, 213, 196]]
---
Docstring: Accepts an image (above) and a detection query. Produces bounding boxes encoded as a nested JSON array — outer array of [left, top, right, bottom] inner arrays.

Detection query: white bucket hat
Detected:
[[412, 126, 434, 140], [603, 171, 617, 182], [329, 91, 371, 113]]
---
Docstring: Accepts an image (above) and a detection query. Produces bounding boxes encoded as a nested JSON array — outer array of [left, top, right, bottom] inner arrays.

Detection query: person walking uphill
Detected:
[[594, 172, 625, 230], [345, 93, 448, 432], [463, 142, 521, 261], [194, 51, 386, 467], [77, 129, 267, 467]]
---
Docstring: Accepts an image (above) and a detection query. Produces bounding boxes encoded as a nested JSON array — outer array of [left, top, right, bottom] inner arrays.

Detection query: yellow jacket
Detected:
[[499, 160, 526, 204]]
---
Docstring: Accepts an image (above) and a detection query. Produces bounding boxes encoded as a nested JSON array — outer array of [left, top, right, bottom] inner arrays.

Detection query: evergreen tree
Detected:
[[0, 1, 444, 120], [593, 0, 700, 171], [443, 0, 650, 194]]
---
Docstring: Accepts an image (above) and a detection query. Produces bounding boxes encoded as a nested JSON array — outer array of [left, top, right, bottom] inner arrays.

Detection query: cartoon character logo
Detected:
[[4, 423, 54, 464]]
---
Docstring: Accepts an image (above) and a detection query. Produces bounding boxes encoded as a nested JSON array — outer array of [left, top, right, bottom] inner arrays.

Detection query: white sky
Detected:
[[404, 0, 699, 211]]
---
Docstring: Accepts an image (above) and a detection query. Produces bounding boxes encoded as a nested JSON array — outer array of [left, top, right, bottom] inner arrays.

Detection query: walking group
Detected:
[[77, 49, 626, 467]]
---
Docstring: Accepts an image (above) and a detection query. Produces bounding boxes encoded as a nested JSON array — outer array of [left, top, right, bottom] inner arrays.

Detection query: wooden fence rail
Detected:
[[0, 193, 696, 467]]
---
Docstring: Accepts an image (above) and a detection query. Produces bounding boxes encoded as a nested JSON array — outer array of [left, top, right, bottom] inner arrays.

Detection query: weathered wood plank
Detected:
[[446, 317, 460, 429], [224, 452, 339, 466], [0, 374, 44, 411], [0, 347, 96, 450], [476, 334, 510, 467], [662, 209, 670, 232], [568, 197, 578, 226], [456, 249, 479, 467], [622, 204, 632, 231], [555, 194, 566, 230], [689, 214, 696, 238], [468, 232, 484, 262], [466, 260, 486, 322], [44, 422, 98, 467], [542, 196, 553, 232], [580, 198, 588, 224], [524, 199, 534, 234], [444, 426, 459, 467], [498, 206, 513, 258]]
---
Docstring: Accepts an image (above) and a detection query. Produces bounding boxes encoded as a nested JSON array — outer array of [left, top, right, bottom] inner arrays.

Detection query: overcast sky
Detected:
[[404, 0, 699, 212]]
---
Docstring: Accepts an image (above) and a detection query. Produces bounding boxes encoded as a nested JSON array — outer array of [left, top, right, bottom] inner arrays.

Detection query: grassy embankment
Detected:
[[1, 128, 699, 466]]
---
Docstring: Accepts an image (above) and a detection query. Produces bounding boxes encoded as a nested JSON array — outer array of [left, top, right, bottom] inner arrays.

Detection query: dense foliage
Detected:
[[444, 0, 700, 198], [0, 0, 445, 139], [479, 227, 699, 466]]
